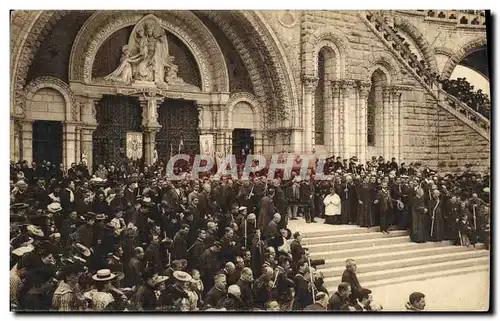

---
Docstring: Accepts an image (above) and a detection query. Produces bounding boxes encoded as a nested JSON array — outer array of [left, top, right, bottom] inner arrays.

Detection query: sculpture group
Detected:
[[104, 16, 182, 86]]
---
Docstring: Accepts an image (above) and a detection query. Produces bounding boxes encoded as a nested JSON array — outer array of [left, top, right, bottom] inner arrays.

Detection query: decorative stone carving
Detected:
[[265, 130, 277, 144], [279, 129, 292, 146], [302, 75, 319, 93], [103, 15, 184, 86], [276, 11, 299, 28], [69, 11, 229, 93], [357, 81, 372, 99]]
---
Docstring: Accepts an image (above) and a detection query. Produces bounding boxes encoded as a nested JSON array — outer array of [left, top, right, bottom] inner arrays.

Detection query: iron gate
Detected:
[[156, 99, 200, 162], [92, 95, 142, 169]]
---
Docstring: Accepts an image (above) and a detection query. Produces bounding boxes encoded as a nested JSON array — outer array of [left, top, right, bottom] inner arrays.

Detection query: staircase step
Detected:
[[319, 249, 489, 278], [327, 264, 489, 292], [303, 230, 408, 245], [301, 226, 380, 238], [305, 235, 411, 252], [310, 241, 454, 260], [317, 243, 487, 268], [322, 256, 489, 288]]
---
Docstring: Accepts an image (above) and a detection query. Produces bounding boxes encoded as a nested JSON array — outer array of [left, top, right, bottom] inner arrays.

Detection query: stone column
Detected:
[[80, 126, 96, 173], [77, 96, 100, 172], [340, 80, 354, 159], [140, 96, 163, 166], [11, 117, 22, 161], [63, 122, 77, 169], [391, 87, 403, 162], [382, 88, 391, 160], [331, 81, 341, 158], [324, 81, 334, 155], [302, 75, 319, 153], [358, 81, 372, 164], [21, 120, 34, 164]]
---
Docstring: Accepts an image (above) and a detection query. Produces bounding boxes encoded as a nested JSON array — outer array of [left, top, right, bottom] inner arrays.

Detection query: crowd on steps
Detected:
[[10, 154, 490, 311]]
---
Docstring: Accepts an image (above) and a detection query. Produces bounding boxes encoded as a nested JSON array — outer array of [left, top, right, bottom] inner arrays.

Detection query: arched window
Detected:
[[314, 47, 336, 146], [367, 69, 388, 147], [314, 51, 326, 145]]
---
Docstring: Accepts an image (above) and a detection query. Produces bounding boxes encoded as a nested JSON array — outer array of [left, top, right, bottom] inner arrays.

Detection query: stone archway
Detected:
[[68, 11, 229, 93], [441, 36, 488, 80], [302, 26, 350, 80]]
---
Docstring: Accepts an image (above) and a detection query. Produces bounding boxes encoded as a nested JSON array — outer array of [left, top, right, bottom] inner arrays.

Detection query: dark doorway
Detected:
[[232, 128, 254, 163], [156, 99, 200, 163], [92, 95, 142, 170], [32, 120, 63, 166]]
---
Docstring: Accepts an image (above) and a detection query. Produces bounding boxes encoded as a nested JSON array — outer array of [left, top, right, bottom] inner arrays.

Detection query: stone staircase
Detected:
[[360, 10, 490, 142], [301, 226, 490, 293]]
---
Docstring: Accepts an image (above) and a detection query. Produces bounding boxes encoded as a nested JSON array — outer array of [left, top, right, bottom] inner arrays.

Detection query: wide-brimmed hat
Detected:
[[11, 203, 29, 211], [238, 206, 247, 212], [396, 200, 405, 210], [74, 243, 91, 257], [173, 271, 192, 283], [247, 213, 256, 220], [92, 269, 117, 282], [84, 212, 97, 220], [11, 244, 35, 257], [95, 213, 107, 221], [27, 225, 45, 237], [151, 274, 169, 286], [47, 203, 62, 213]]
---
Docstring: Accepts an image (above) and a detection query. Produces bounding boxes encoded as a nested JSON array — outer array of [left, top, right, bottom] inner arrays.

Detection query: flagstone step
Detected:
[[319, 249, 489, 278], [327, 264, 490, 293], [305, 235, 411, 252], [322, 256, 489, 289], [303, 230, 408, 245], [316, 243, 486, 268]]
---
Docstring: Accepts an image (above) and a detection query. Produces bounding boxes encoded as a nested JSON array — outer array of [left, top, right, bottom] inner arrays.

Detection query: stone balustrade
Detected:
[[398, 10, 487, 26], [366, 10, 490, 137], [440, 89, 491, 132]]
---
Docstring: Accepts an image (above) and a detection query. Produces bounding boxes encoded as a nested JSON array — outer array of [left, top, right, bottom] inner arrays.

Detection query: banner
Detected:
[[126, 132, 143, 160], [200, 134, 214, 156]]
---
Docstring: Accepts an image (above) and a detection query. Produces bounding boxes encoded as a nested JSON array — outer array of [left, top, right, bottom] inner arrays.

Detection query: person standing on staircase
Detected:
[[375, 181, 392, 234], [341, 259, 362, 305]]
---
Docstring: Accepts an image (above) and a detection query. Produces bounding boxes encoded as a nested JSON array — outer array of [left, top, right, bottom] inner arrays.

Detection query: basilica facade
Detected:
[[10, 10, 490, 172]]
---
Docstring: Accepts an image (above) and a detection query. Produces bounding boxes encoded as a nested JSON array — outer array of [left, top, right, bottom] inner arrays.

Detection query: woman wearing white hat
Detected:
[[85, 269, 117, 311]]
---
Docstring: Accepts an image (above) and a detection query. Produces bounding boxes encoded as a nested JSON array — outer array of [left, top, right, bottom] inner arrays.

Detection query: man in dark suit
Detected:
[[327, 282, 351, 311], [292, 260, 313, 311], [341, 259, 362, 305], [264, 213, 281, 241], [290, 232, 305, 274], [375, 181, 392, 234], [236, 267, 254, 310], [187, 229, 206, 270]]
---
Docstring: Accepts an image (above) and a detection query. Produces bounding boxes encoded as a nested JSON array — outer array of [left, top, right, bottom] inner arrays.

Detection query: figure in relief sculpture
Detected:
[[103, 15, 177, 86]]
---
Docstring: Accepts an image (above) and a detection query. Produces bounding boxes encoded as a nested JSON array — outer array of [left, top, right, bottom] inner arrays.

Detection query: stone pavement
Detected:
[[371, 271, 490, 311]]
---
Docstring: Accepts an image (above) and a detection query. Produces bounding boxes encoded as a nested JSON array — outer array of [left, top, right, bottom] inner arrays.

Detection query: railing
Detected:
[[365, 11, 490, 138], [366, 12, 434, 86], [401, 10, 487, 26], [439, 88, 491, 132]]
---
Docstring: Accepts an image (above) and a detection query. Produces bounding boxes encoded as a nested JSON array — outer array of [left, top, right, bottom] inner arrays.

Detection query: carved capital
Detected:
[[357, 81, 372, 98], [279, 129, 292, 146], [302, 75, 319, 93], [265, 130, 277, 143], [339, 80, 355, 96]]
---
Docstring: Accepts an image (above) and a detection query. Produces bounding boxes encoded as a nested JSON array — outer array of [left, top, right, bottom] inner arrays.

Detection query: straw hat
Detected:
[[151, 275, 169, 286], [27, 225, 45, 237], [92, 269, 117, 282], [47, 203, 62, 213], [11, 244, 35, 257], [173, 271, 192, 283]]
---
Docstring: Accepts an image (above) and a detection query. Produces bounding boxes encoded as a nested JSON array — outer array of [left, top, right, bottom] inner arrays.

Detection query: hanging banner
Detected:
[[200, 134, 214, 156], [126, 132, 143, 160]]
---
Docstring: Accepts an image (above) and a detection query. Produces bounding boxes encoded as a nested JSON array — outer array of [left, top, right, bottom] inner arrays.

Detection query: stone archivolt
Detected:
[[23, 76, 78, 121]]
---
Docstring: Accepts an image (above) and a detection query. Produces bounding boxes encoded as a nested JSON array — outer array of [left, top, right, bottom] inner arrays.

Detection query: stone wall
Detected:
[[27, 88, 66, 121]]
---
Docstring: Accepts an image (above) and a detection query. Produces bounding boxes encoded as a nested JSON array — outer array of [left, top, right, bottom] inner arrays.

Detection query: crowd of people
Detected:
[[9, 154, 490, 311], [440, 77, 491, 119]]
